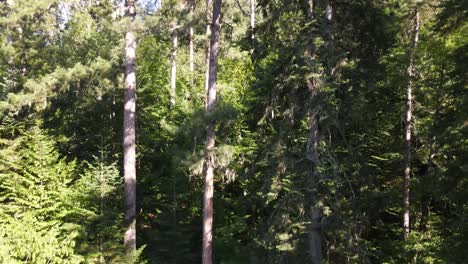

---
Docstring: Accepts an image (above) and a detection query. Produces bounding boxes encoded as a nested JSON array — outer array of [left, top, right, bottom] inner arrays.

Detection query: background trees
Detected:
[[0, 0, 466, 263]]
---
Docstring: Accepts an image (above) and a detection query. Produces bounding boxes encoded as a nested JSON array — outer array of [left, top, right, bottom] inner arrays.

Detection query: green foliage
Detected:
[[0, 0, 466, 263], [0, 125, 125, 263], [72, 150, 125, 263], [0, 126, 83, 263]]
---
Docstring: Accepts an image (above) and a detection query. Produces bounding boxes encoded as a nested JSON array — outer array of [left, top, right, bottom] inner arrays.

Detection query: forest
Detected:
[[0, 0, 466, 263]]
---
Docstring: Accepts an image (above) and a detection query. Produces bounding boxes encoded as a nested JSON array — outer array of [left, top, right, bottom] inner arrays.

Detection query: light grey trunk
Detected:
[[202, 1, 222, 264], [99, 158, 105, 264], [204, 0, 212, 104], [325, 0, 333, 21], [249, 0, 255, 39], [6, 0, 13, 90], [189, 4, 195, 76], [113, 0, 125, 18], [55, 2, 70, 33], [123, 0, 137, 258], [170, 24, 178, 107], [403, 8, 420, 239]]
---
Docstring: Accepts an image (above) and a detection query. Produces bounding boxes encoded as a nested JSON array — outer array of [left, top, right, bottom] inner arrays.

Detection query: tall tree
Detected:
[[202, 0, 221, 263], [304, 0, 334, 262], [123, 0, 137, 257], [189, 0, 195, 76], [170, 21, 178, 107], [5, 0, 13, 91], [403, 6, 420, 239], [250, 0, 255, 39], [204, 0, 212, 103]]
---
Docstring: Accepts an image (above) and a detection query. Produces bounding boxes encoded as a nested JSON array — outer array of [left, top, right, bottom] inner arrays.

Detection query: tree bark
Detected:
[[306, 109, 323, 264], [204, 0, 212, 105], [123, 0, 137, 258], [325, 0, 333, 21], [303, 1, 333, 262], [189, 4, 195, 77], [6, 0, 13, 90], [249, 0, 255, 39], [403, 8, 420, 239], [170, 23, 178, 107], [202, 1, 221, 263], [99, 152, 105, 264], [113, 0, 126, 19]]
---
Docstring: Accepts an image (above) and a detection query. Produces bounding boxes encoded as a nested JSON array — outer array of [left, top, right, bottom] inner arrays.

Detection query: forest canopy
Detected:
[[0, 0, 466, 263]]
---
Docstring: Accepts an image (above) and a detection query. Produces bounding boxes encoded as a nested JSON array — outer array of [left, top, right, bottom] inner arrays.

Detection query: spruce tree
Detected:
[[0, 126, 83, 263]]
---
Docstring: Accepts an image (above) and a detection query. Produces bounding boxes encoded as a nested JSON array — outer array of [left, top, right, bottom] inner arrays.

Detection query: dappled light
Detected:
[[0, 0, 466, 263]]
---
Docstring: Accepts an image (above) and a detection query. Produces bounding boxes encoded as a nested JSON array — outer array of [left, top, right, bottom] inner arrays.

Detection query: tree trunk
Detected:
[[204, 0, 212, 105], [249, 0, 255, 39], [113, 0, 126, 19], [170, 24, 178, 107], [99, 154, 105, 264], [189, 4, 195, 77], [172, 173, 178, 264], [325, 0, 333, 21], [303, 1, 334, 262], [6, 0, 13, 90], [202, 1, 222, 263], [403, 8, 420, 239], [123, 0, 137, 258], [306, 109, 323, 264]]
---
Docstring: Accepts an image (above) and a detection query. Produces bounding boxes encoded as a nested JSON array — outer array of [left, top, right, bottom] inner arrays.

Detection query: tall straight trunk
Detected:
[[170, 24, 178, 107], [202, 1, 222, 263], [123, 0, 137, 257], [403, 8, 420, 239], [99, 153, 105, 264], [204, 0, 212, 103], [325, 0, 333, 21], [303, 1, 333, 262], [6, 0, 13, 90], [171, 173, 178, 264], [189, 4, 195, 76], [249, 0, 255, 39], [306, 110, 323, 264]]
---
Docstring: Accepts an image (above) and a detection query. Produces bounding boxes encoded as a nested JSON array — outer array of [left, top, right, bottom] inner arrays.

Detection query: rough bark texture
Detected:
[[170, 24, 178, 107], [202, 1, 221, 263], [204, 0, 212, 104], [403, 8, 420, 239], [123, 0, 137, 257]]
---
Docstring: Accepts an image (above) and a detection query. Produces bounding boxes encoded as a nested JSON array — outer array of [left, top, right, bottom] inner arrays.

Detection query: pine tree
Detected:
[[0, 0, 466, 263], [202, 0, 222, 263], [123, 0, 138, 258], [403, 5, 420, 239]]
